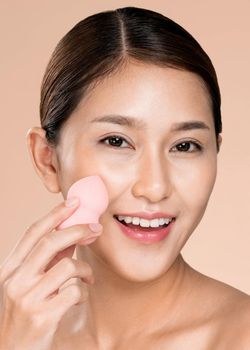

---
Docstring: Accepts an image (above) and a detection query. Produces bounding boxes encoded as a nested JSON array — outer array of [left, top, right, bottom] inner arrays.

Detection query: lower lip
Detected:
[[115, 218, 175, 244]]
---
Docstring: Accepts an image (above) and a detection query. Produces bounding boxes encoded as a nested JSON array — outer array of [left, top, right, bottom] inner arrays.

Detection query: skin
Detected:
[[26, 62, 250, 349]]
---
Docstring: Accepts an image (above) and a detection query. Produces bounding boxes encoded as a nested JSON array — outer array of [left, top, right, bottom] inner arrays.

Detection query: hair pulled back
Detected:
[[40, 6, 222, 150]]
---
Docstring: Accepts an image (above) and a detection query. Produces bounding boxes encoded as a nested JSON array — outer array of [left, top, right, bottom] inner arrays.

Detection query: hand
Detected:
[[0, 198, 102, 350]]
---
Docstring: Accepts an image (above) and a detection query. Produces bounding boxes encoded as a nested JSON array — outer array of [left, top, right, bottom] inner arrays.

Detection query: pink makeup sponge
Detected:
[[57, 175, 109, 230]]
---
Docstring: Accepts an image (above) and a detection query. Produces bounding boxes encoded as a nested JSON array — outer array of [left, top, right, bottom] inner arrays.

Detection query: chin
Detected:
[[91, 237, 180, 284], [86, 214, 196, 283]]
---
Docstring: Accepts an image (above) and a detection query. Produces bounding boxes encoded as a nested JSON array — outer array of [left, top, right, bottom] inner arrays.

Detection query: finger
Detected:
[[28, 258, 94, 301], [44, 225, 103, 272], [19, 224, 101, 276], [44, 245, 75, 273], [46, 281, 89, 322], [0, 199, 80, 282]]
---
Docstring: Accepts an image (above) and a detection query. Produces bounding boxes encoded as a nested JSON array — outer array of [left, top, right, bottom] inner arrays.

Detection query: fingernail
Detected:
[[65, 197, 79, 207], [88, 223, 103, 233]]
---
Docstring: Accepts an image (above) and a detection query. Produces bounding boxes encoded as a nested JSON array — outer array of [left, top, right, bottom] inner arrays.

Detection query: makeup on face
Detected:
[[58, 65, 217, 259], [114, 214, 176, 244]]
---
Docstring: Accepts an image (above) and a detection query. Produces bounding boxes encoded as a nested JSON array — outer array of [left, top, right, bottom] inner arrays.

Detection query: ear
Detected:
[[217, 134, 222, 153], [26, 127, 61, 193]]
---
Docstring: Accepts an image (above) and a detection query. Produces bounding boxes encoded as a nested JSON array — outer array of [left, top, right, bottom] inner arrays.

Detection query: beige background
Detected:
[[0, 0, 249, 294]]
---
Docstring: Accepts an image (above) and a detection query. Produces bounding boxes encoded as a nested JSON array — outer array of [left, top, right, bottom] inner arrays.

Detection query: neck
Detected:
[[75, 248, 195, 344]]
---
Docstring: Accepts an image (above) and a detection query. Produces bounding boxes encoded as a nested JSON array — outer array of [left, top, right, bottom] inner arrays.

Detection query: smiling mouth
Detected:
[[113, 215, 174, 232]]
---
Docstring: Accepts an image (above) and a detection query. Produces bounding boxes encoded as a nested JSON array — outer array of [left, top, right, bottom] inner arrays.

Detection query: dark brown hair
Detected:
[[40, 6, 222, 150]]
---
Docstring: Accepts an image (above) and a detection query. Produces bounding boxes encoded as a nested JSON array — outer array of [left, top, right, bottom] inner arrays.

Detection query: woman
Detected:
[[0, 6, 249, 349]]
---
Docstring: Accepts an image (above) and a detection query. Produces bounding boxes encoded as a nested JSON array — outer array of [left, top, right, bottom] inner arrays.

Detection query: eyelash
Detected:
[[99, 135, 203, 153]]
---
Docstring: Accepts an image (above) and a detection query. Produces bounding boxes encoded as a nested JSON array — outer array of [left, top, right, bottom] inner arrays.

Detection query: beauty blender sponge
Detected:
[[57, 175, 109, 230]]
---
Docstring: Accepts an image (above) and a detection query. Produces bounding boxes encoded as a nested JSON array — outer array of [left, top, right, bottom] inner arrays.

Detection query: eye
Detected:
[[99, 135, 131, 148], [171, 141, 202, 153]]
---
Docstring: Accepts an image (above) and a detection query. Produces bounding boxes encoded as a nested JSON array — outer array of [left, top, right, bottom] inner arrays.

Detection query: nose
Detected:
[[131, 148, 172, 203]]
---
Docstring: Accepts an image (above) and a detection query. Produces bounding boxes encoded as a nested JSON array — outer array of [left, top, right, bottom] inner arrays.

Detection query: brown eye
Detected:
[[177, 142, 191, 152], [172, 141, 202, 153], [100, 135, 130, 148]]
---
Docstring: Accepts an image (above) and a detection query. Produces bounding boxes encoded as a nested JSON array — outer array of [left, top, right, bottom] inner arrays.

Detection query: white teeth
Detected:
[[132, 217, 140, 225], [116, 215, 173, 228], [140, 219, 150, 227], [149, 219, 159, 228], [159, 218, 165, 225], [124, 217, 132, 224]]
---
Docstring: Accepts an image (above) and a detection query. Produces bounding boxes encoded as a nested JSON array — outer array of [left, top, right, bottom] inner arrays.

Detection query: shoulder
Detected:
[[194, 271, 250, 348], [218, 285, 250, 348]]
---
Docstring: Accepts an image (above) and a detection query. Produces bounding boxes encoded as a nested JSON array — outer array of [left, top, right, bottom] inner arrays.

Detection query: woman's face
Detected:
[[55, 62, 219, 282]]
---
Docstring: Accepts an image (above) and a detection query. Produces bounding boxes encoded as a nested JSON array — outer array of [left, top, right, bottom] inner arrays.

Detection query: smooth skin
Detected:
[[0, 198, 103, 349], [2, 61, 249, 349]]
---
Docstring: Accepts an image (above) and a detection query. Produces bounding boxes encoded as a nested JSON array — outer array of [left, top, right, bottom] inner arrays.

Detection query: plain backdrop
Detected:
[[0, 0, 249, 294]]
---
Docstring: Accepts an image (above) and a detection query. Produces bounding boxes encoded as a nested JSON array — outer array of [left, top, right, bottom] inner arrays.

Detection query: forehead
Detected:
[[70, 62, 213, 129]]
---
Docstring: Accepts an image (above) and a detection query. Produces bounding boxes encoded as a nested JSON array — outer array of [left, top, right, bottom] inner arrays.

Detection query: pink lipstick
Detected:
[[114, 216, 175, 244]]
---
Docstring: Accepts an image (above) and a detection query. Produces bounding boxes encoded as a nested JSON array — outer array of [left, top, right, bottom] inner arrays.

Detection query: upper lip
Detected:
[[114, 212, 175, 220]]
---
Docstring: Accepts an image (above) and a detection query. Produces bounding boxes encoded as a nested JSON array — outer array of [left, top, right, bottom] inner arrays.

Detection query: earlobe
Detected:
[[26, 127, 61, 193]]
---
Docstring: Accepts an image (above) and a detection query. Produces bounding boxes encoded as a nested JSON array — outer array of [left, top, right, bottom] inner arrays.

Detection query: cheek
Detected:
[[174, 156, 217, 213], [60, 148, 135, 204]]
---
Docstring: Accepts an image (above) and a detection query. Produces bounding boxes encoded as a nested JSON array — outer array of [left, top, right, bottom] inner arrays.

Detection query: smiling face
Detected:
[[54, 62, 220, 282]]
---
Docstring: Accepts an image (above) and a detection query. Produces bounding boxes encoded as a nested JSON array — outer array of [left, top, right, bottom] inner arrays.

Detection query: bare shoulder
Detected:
[[194, 270, 250, 348], [218, 282, 250, 348]]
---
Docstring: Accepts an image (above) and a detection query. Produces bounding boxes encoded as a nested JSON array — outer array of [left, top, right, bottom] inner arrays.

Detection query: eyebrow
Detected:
[[90, 114, 210, 132], [90, 114, 146, 129]]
